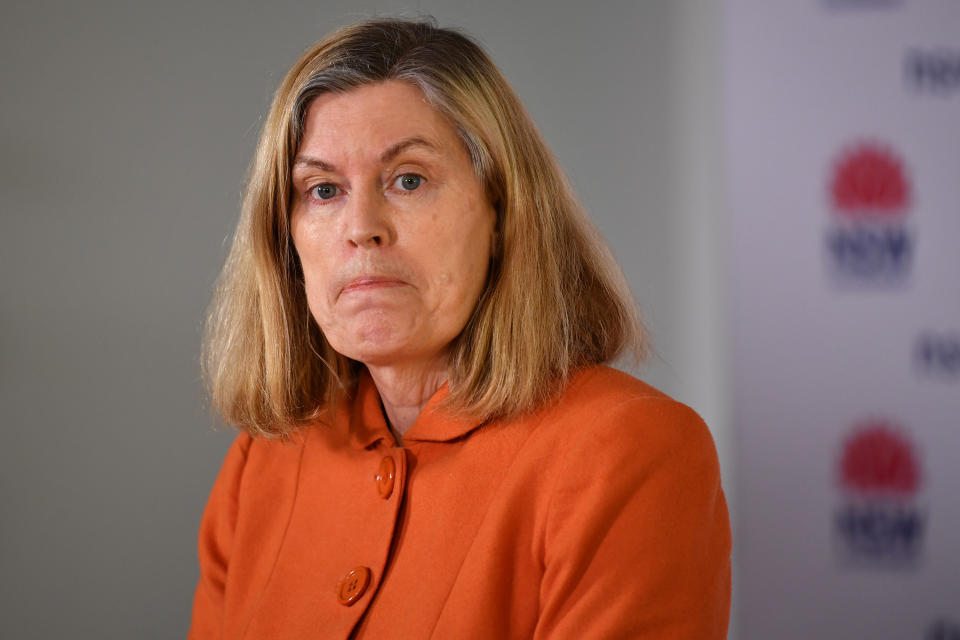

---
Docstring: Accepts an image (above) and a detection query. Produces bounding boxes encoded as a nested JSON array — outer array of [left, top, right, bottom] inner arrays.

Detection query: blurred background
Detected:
[[1, 1, 956, 638]]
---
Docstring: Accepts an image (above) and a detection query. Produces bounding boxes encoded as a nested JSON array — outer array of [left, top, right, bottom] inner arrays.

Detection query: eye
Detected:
[[395, 173, 423, 191], [311, 183, 338, 200]]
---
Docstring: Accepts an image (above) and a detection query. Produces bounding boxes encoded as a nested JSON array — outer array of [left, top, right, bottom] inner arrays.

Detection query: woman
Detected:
[[190, 18, 730, 639]]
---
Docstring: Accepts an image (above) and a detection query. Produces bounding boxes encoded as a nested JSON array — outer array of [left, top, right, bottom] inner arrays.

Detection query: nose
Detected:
[[344, 188, 396, 249]]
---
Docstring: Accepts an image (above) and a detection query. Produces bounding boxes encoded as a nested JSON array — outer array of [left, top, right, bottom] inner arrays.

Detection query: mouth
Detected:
[[339, 276, 408, 297]]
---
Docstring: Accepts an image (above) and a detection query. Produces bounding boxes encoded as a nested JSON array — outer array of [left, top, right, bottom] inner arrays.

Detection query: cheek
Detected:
[[436, 213, 494, 303], [291, 221, 333, 315], [301, 259, 333, 312]]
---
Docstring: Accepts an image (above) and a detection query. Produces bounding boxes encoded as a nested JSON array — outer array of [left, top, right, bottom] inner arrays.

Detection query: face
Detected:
[[290, 81, 495, 370]]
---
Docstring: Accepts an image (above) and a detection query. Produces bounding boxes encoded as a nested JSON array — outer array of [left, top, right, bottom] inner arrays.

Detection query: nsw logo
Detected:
[[833, 420, 926, 565], [906, 49, 960, 96], [916, 331, 960, 379], [825, 142, 914, 283]]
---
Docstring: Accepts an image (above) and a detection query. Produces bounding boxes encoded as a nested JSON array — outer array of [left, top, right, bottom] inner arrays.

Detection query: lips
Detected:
[[339, 276, 408, 297]]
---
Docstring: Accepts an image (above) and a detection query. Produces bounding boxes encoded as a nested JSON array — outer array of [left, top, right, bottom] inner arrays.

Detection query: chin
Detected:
[[329, 329, 413, 367], [322, 314, 454, 368]]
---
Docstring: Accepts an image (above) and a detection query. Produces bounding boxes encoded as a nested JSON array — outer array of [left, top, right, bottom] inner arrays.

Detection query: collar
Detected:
[[348, 368, 485, 449]]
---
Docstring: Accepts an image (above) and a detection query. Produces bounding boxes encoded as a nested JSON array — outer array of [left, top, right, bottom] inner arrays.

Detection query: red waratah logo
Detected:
[[830, 143, 911, 218], [838, 420, 921, 496]]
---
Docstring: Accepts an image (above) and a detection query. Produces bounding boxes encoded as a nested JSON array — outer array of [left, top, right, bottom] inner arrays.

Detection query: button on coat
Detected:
[[375, 456, 395, 499], [337, 567, 371, 606]]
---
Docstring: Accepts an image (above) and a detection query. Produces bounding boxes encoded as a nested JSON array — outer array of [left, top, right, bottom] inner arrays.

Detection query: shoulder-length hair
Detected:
[[204, 17, 646, 437]]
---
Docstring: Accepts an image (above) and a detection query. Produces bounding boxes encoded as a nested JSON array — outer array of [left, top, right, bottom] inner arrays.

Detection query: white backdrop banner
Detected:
[[725, 1, 959, 638]]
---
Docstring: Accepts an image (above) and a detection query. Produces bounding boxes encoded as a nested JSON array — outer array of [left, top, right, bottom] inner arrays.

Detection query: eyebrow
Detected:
[[379, 136, 440, 163], [292, 156, 336, 172], [292, 136, 441, 173]]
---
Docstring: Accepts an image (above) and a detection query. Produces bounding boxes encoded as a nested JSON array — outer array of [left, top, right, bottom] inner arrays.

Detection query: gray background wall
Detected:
[[0, 2, 730, 637]]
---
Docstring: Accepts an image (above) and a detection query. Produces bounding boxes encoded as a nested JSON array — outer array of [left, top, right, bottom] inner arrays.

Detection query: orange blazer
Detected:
[[189, 366, 731, 639]]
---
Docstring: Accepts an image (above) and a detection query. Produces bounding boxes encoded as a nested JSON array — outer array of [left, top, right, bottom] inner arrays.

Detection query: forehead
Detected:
[[297, 81, 459, 160]]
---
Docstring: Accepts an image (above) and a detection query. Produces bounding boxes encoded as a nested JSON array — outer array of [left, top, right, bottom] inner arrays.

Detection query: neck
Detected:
[[366, 356, 448, 440]]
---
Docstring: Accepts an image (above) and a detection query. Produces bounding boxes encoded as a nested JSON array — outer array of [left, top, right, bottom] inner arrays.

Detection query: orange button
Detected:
[[337, 566, 371, 606], [376, 455, 396, 499]]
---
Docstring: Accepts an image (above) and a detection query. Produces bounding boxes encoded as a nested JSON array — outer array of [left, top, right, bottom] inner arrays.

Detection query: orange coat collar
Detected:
[[348, 369, 484, 449]]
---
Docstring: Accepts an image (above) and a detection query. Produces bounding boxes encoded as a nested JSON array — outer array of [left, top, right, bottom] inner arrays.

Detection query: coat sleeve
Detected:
[[188, 433, 252, 640], [534, 398, 731, 640]]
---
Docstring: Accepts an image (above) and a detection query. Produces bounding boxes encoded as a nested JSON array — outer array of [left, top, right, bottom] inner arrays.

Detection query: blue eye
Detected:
[[312, 184, 337, 200], [397, 174, 422, 191]]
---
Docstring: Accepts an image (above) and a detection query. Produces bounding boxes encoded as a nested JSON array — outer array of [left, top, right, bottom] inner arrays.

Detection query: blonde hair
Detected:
[[204, 18, 646, 437]]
